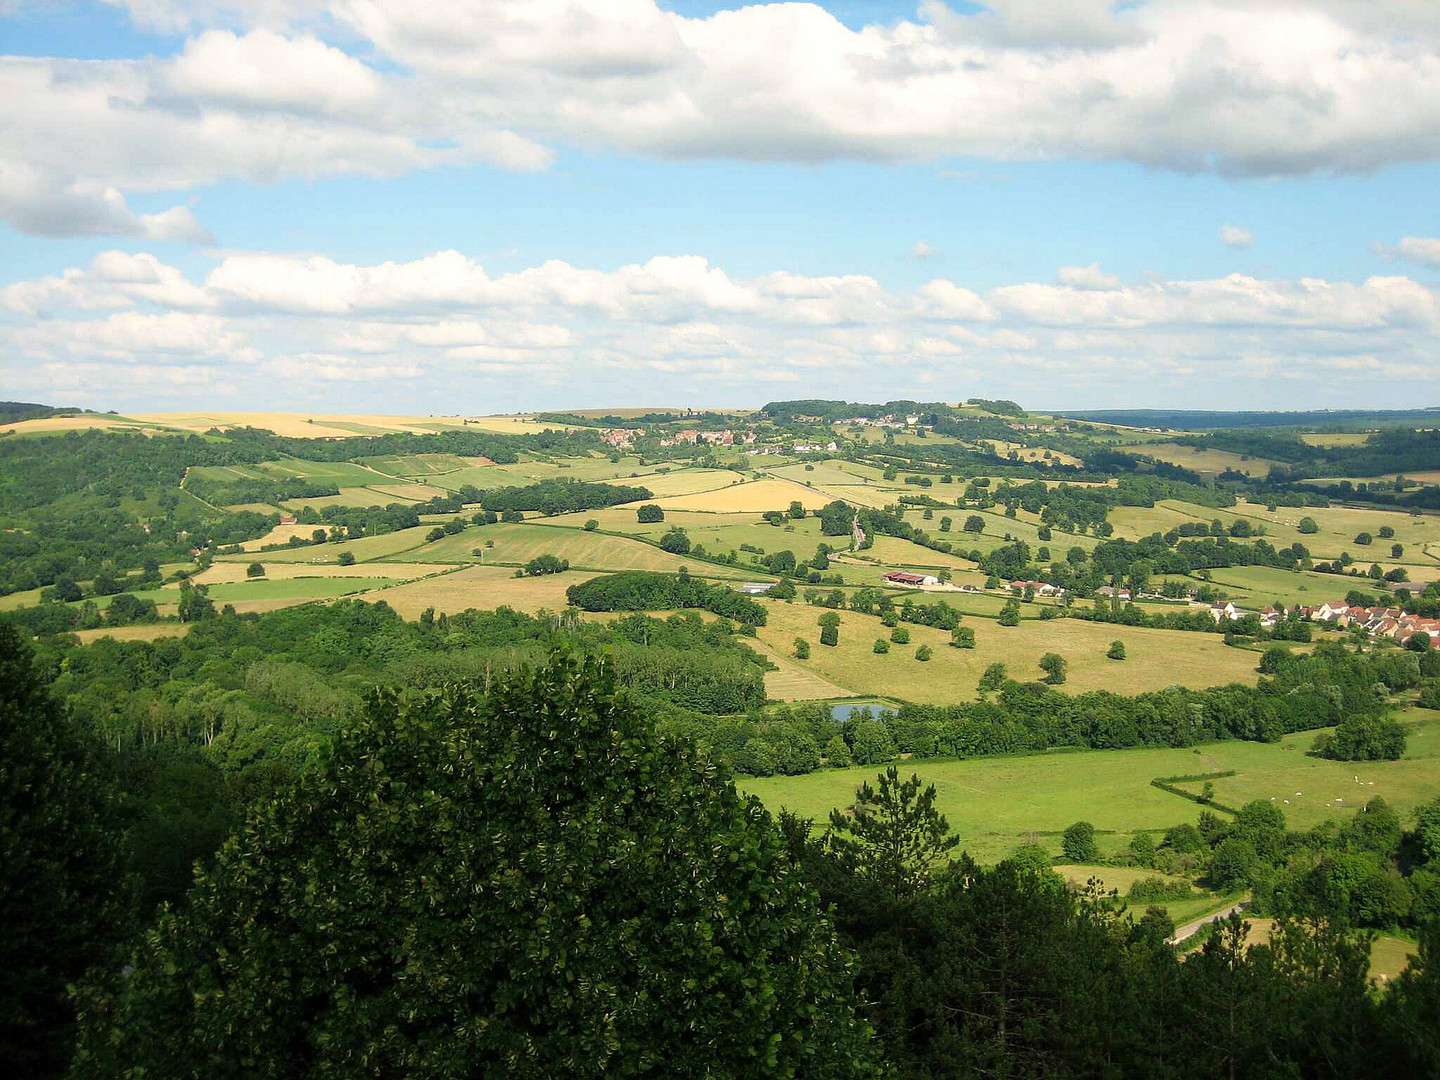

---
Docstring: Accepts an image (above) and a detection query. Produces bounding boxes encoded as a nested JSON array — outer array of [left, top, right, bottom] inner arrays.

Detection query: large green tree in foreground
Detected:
[[72, 653, 875, 1079], [0, 624, 124, 1078]]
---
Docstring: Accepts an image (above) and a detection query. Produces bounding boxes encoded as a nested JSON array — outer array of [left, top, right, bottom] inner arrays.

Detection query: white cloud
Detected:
[[909, 241, 940, 259], [9, 244, 1433, 409], [1057, 263, 1122, 290], [1394, 237, 1440, 269], [1220, 225, 1254, 249], [6, 1, 1440, 238]]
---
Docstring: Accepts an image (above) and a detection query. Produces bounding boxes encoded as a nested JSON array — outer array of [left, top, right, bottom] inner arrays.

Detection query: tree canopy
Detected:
[[72, 653, 875, 1078]]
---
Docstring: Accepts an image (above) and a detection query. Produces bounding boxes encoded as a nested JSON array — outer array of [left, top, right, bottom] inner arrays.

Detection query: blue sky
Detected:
[[2, 1, 1438, 413]]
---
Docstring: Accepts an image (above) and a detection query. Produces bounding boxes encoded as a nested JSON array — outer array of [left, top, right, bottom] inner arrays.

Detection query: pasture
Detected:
[[752, 599, 1262, 703], [1134, 442, 1282, 477], [408, 521, 759, 578], [739, 717, 1440, 865], [216, 525, 436, 563]]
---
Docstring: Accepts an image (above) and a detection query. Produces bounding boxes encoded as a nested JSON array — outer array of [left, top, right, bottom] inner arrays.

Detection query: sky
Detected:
[[1, 1, 1439, 415]]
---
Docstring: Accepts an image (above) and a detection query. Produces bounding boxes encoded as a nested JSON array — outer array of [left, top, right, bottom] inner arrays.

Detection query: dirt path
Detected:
[[1167, 901, 1249, 945]]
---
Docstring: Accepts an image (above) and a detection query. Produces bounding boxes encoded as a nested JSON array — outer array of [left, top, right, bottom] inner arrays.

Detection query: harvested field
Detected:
[[654, 478, 839, 513], [744, 637, 857, 701], [190, 561, 451, 586], [216, 525, 434, 563], [71, 623, 192, 644], [377, 566, 597, 617], [234, 523, 321, 551]]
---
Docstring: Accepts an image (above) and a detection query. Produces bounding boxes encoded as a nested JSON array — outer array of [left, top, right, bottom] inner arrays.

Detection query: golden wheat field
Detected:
[[655, 478, 839, 513]]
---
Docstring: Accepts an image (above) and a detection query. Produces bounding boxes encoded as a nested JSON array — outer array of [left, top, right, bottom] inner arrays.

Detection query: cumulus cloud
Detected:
[[909, 241, 940, 259], [1057, 263, 1122, 290], [1393, 237, 1440, 269], [6, 245, 1434, 409], [7, 1, 1440, 238], [1220, 225, 1254, 249]]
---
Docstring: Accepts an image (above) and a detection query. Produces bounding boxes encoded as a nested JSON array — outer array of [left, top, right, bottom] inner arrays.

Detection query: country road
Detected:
[[1167, 901, 1249, 945]]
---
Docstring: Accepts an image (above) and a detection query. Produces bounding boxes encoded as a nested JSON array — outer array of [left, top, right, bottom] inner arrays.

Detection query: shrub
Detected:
[[1107, 640, 1126, 660], [998, 601, 1020, 626], [658, 527, 691, 554], [501, 509, 525, 523], [1208, 837, 1257, 890], [1298, 517, 1319, 533], [890, 627, 910, 644], [915, 645, 933, 662], [794, 637, 811, 660], [584, 519, 599, 531], [977, 662, 1006, 692], [337, 551, 356, 566], [1127, 876, 1195, 902], [1354, 532, 1373, 546], [1312, 715, 1407, 761], [1061, 821, 1098, 862], [1039, 652, 1067, 684], [873, 638, 890, 654]]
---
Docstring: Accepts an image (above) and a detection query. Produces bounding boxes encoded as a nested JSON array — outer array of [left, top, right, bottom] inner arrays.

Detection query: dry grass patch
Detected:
[[71, 623, 192, 644], [191, 561, 451, 586], [754, 601, 1261, 703], [378, 566, 598, 618]]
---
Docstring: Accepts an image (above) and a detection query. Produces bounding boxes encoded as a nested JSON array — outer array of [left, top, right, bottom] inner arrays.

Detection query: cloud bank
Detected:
[[3, 246, 1434, 410], [7, 0, 1440, 238]]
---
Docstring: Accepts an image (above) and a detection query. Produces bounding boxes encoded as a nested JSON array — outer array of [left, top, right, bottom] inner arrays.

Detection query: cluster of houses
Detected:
[[599, 427, 645, 449], [1308, 602, 1440, 646], [792, 441, 839, 454], [841, 415, 920, 428], [656, 429, 757, 448]]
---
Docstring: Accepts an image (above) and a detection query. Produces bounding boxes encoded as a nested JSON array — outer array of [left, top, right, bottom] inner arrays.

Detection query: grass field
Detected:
[[739, 717, 1440, 864], [131, 412, 581, 438], [1168, 713, 1440, 832], [752, 600, 1260, 702], [71, 623, 193, 644], [216, 525, 435, 564], [234, 523, 322, 550], [408, 521, 759, 578], [744, 637, 858, 701], [1299, 433, 1373, 447], [191, 561, 449, 586], [1154, 565, 1355, 608], [376, 566, 596, 617], [1054, 864, 1230, 925], [1237, 918, 1416, 981], [171, 577, 397, 602], [0, 414, 175, 437], [1134, 442, 1283, 477]]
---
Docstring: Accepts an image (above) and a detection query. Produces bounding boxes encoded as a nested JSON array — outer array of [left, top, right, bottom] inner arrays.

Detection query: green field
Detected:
[[408, 521, 761, 578], [752, 599, 1261, 702], [739, 717, 1440, 864], [216, 525, 436, 564]]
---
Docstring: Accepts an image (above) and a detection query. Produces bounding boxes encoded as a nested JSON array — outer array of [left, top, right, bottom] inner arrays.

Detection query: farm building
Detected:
[[883, 571, 939, 586], [737, 582, 774, 595], [1095, 586, 1131, 601], [1009, 580, 1064, 597], [279, 515, 297, 525]]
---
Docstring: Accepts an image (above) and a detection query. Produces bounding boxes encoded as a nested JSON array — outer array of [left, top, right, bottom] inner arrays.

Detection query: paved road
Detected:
[[1167, 901, 1249, 945]]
